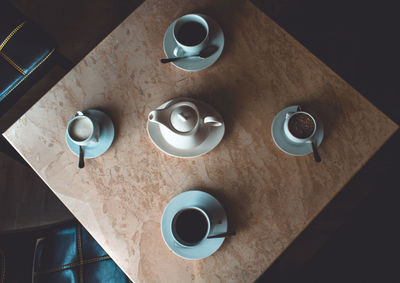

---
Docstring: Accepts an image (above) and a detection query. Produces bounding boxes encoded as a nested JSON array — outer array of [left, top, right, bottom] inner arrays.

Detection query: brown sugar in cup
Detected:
[[288, 113, 315, 139]]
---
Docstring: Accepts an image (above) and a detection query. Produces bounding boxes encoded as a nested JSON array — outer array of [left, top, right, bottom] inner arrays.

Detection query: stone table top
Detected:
[[4, 0, 398, 282]]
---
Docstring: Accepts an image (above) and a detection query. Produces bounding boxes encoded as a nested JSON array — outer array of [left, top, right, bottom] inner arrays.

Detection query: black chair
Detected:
[[0, 1, 72, 163]]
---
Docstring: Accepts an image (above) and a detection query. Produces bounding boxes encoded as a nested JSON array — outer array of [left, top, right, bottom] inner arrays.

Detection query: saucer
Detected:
[[147, 98, 225, 158], [161, 190, 228, 260], [163, 14, 224, 71], [66, 109, 115, 159], [271, 105, 324, 156]]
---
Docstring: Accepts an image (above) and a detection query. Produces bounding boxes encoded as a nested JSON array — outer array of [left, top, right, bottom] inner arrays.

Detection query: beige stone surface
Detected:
[[3, 0, 398, 281]]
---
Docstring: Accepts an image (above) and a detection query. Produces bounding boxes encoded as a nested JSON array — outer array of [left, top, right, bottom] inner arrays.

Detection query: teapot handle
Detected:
[[204, 116, 223, 127]]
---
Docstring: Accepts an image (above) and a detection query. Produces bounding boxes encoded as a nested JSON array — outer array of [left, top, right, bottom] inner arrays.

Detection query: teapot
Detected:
[[148, 99, 223, 149]]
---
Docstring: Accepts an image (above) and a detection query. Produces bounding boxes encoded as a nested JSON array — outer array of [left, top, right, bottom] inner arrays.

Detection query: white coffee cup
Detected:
[[67, 112, 100, 146], [171, 206, 211, 247], [284, 111, 317, 143], [173, 14, 209, 56]]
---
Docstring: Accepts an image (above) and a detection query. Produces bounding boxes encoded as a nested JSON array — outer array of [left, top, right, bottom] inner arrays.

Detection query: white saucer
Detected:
[[163, 14, 224, 71], [161, 190, 228, 260], [66, 109, 115, 159], [271, 105, 324, 156], [147, 98, 225, 158]]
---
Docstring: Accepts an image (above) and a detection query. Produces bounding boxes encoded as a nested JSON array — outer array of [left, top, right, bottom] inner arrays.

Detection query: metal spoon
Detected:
[[207, 230, 236, 239], [160, 45, 219, 63], [79, 146, 85, 168], [311, 141, 321, 163], [74, 111, 85, 169]]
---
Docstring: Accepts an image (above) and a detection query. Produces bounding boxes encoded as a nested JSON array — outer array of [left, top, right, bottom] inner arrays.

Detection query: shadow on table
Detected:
[[255, 129, 399, 282], [190, 186, 253, 242], [291, 102, 340, 143], [196, 0, 247, 63], [189, 86, 241, 141], [88, 106, 121, 148]]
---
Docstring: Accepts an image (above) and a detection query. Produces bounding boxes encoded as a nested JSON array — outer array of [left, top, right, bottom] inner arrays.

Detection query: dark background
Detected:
[[252, 0, 400, 282], [1, 0, 399, 282]]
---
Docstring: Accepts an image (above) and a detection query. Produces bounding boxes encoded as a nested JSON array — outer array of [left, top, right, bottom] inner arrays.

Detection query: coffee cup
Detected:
[[284, 111, 317, 143], [171, 207, 211, 247], [173, 14, 209, 56], [67, 112, 100, 146]]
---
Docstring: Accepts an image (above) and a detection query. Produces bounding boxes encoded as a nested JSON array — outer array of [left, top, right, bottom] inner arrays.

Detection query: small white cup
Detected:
[[173, 14, 209, 56], [284, 111, 317, 144], [171, 207, 211, 247], [66, 112, 100, 146]]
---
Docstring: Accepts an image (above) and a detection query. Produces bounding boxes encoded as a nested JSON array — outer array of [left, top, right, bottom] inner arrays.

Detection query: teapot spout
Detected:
[[148, 109, 170, 128]]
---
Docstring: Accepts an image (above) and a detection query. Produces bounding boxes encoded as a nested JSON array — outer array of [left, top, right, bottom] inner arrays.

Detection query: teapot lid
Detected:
[[170, 105, 198, 132]]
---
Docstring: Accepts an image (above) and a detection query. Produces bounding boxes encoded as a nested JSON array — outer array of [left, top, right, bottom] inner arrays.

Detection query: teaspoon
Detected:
[[79, 146, 85, 169], [160, 45, 218, 63], [207, 230, 236, 239], [311, 141, 321, 163]]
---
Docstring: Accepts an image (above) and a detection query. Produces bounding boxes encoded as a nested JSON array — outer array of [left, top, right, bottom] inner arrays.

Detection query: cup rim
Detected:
[[286, 111, 317, 142], [171, 206, 211, 247], [67, 115, 95, 144], [173, 14, 209, 48]]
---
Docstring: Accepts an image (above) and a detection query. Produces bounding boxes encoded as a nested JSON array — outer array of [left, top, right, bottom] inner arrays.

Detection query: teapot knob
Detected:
[[171, 105, 198, 132], [176, 113, 188, 121]]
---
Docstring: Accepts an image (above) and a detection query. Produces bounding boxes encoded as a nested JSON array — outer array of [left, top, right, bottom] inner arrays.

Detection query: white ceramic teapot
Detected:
[[148, 99, 223, 149]]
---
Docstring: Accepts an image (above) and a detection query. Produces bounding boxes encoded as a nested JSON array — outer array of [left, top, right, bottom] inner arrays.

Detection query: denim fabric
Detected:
[[2, 23, 54, 74], [0, 60, 22, 99], [0, 3, 55, 102], [33, 223, 130, 283]]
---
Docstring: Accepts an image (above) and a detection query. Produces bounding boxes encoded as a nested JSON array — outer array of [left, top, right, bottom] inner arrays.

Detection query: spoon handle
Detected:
[[79, 146, 85, 169], [311, 142, 321, 163], [207, 230, 236, 239], [160, 57, 188, 63]]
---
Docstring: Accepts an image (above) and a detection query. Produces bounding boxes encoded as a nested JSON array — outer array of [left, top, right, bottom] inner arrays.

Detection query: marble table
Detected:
[[3, 0, 398, 282]]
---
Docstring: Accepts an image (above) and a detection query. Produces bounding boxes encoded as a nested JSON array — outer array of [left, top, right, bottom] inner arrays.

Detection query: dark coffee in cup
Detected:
[[176, 22, 207, 46], [288, 113, 315, 139], [172, 208, 208, 246]]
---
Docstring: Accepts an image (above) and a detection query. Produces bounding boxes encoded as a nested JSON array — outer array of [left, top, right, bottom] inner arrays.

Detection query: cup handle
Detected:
[[285, 111, 295, 120], [204, 116, 223, 127], [173, 46, 185, 57], [93, 134, 99, 143]]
